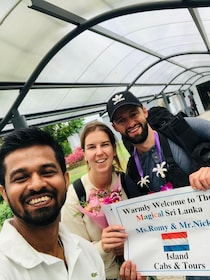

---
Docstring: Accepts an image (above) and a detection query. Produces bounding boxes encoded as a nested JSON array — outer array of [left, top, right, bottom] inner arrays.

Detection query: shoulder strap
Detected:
[[158, 133, 175, 165], [158, 133, 190, 187], [72, 178, 86, 203], [120, 171, 143, 198], [119, 172, 128, 196], [159, 113, 201, 155]]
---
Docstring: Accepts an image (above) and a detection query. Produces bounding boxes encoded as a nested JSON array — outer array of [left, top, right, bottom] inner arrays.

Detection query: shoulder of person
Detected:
[[184, 117, 210, 140], [184, 116, 210, 126]]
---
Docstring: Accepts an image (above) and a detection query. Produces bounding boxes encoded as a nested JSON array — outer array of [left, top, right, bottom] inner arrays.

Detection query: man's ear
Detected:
[[64, 172, 70, 191], [112, 123, 119, 133], [0, 185, 9, 205], [143, 106, 148, 118]]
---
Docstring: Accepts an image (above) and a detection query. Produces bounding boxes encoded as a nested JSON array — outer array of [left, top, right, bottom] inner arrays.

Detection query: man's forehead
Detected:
[[4, 145, 55, 164], [113, 104, 139, 119]]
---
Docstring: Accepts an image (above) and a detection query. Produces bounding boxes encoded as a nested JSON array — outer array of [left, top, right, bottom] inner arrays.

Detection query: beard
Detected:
[[7, 188, 66, 227], [122, 120, 149, 145]]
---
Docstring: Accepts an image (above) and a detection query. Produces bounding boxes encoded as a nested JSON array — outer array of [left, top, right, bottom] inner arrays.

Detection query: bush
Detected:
[[0, 201, 13, 229], [65, 147, 85, 169]]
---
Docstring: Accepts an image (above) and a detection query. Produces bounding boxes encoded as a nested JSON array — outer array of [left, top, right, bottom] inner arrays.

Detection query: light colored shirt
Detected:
[[0, 219, 105, 280], [61, 172, 128, 279]]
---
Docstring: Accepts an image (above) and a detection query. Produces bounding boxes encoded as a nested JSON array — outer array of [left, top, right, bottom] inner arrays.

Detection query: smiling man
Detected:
[[0, 127, 106, 280], [0, 126, 142, 280], [107, 90, 210, 280], [107, 90, 210, 195]]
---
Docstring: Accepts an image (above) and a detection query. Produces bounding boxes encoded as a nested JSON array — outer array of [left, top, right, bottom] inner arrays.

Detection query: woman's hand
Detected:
[[113, 243, 124, 256], [101, 225, 128, 253], [120, 260, 145, 280]]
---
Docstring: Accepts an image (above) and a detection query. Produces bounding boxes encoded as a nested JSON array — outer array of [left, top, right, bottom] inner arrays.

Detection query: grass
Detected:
[[68, 142, 130, 184], [69, 165, 88, 183]]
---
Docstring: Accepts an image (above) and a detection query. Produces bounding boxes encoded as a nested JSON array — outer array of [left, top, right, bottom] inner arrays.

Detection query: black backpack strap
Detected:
[[158, 133, 175, 165], [119, 172, 128, 196], [72, 178, 86, 203], [120, 171, 144, 198], [158, 133, 189, 188], [159, 112, 202, 155]]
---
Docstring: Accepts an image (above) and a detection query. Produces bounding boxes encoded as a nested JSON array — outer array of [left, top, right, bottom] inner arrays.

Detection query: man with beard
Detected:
[[107, 90, 210, 196], [107, 90, 189, 196], [0, 127, 142, 280], [106, 90, 210, 280]]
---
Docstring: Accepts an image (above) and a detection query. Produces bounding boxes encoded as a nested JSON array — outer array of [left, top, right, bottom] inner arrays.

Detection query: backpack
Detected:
[[122, 106, 210, 171], [147, 106, 210, 171]]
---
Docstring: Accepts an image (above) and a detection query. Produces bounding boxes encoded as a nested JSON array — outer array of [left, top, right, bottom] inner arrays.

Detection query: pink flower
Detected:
[[78, 175, 122, 228], [88, 196, 100, 209], [65, 147, 84, 165], [160, 182, 173, 191], [89, 189, 97, 196], [103, 196, 113, 204]]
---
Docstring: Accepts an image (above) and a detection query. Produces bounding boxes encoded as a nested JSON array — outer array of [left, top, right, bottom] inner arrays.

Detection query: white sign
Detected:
[[103, 186, 210, 276]]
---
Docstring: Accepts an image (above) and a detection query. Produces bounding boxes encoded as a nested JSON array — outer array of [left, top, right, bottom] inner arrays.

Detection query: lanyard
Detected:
[[133, 131, 162, 179]]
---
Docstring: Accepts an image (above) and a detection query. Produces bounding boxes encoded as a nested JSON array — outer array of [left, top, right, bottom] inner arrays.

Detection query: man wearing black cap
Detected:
[[107, 90, 210, 196], [107, 90, 188, 196], [107, 90, 210, 280]]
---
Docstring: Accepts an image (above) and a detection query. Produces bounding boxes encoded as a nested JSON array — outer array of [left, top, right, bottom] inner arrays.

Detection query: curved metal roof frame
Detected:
[[128, 51, 210, 88], [1, 0, 210, 135]]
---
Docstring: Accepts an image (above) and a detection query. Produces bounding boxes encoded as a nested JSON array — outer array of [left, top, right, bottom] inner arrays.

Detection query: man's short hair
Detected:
[[0, 127, 66, 186]]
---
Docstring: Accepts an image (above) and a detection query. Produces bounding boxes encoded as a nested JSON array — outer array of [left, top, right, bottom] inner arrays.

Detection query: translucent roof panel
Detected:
[[1, 0, 210, 135]]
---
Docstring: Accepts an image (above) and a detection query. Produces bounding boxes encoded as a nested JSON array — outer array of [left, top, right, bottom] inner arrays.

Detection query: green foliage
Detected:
[[62, 141, 72, 155], [42, 118, 84, 155], [0, 194, 3, 203], [0, 201, 13, 228]]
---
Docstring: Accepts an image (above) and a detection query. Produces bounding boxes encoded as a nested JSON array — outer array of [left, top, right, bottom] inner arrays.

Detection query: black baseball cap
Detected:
[[106, 91, 142, 121]]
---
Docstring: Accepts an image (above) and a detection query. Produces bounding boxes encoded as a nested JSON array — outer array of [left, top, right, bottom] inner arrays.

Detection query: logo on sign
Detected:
[[161, 231, 190, 252]]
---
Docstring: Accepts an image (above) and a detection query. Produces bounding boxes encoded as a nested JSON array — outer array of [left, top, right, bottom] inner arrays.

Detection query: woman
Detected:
[[61, 121, 129, 280]]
